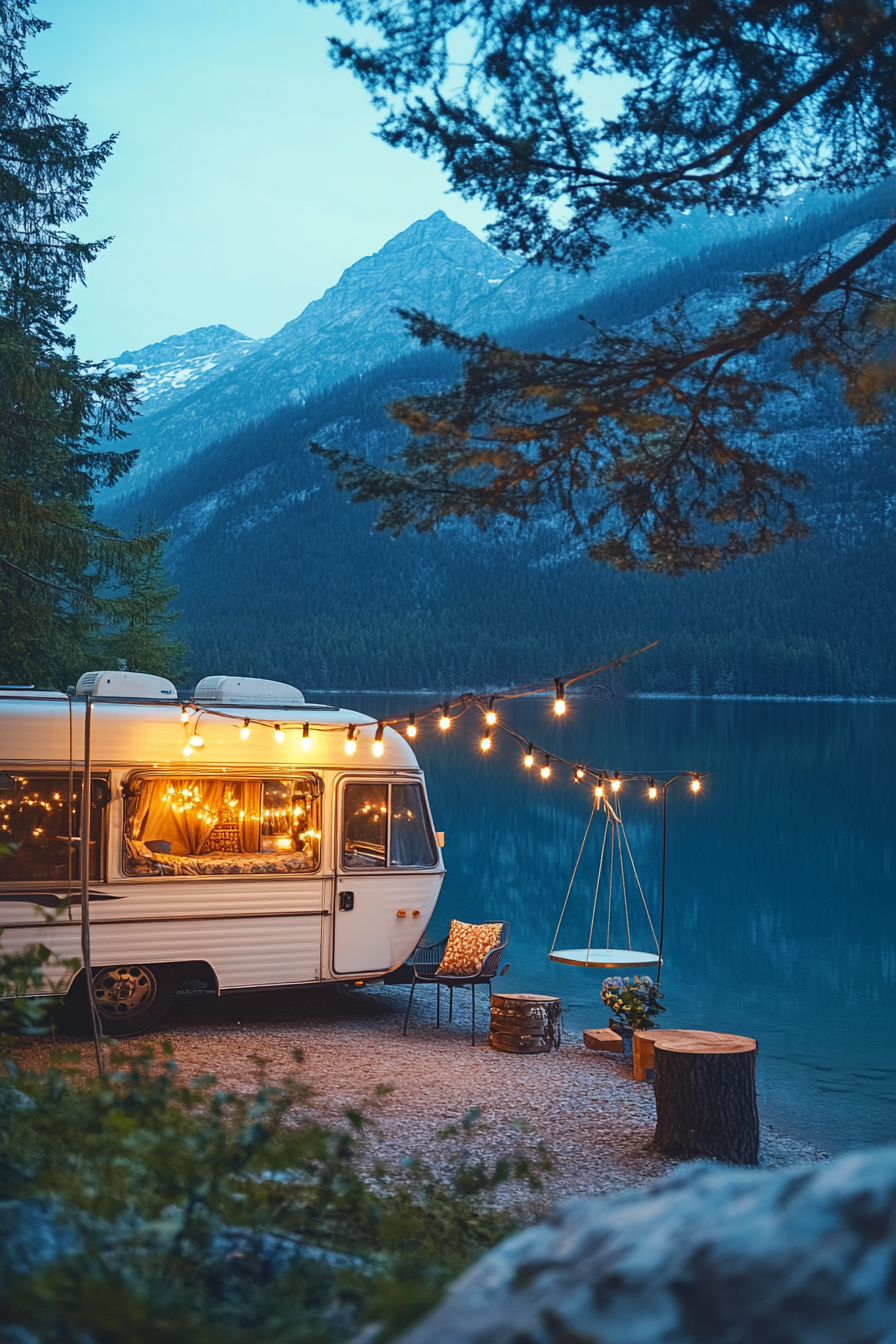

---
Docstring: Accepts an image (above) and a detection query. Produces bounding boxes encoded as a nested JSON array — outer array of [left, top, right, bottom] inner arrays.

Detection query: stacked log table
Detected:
[[636, 1029, 759, 1166], [489, 993, 562, 1054]]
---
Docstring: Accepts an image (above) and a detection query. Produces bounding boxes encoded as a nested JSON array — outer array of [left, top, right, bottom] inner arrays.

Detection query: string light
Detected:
[[240, 719, 250, 740], [595, 777, 604, 799], [274, 725, 285, 744], [439, 705, 451, 731], [648, 778, 658, 799], [189, 733, 204, 748], [485, 697, 497, 726], [180, 708, 190, 724], [541, 757, 552, 779], [524, 743, 534, 769], [554, 679, 566, 715], [345, 725, 357, 755], [182, 744, 193, 757], [480, 728, 492, 752], [372, 724, 385, 757], [406, 713, 417, 738], [690, 773, 702, 792], [301, 722, 312, 751], [611, 772, 621, 792], [575, 767, 585, 781]]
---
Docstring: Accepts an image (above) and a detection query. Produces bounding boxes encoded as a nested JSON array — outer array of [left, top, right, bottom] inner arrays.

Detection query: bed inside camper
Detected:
[[123, 775, 322, 877]]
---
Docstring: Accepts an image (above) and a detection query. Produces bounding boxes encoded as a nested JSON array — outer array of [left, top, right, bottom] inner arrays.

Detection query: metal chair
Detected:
[[402, 922, 511, 1045]]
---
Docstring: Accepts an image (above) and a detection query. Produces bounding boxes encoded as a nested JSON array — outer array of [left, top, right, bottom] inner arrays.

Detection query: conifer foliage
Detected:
[[0, 0, 184, 686], [314, 0, 896, 572]]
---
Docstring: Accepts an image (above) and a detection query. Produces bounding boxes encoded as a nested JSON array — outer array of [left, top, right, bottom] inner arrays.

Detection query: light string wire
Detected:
[[172, 641, 704, 788]]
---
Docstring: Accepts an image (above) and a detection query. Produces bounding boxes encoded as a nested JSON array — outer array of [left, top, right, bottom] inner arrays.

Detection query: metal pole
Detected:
[[656, 781, 669, 985], [79, 694, 104, 1075]]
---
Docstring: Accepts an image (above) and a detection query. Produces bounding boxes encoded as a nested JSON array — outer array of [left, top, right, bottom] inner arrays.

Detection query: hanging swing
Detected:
[[549, 793, 661, 969]]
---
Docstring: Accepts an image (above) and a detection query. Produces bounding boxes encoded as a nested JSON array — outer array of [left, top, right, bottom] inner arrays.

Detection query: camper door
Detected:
[[334, 777, 439, 975]]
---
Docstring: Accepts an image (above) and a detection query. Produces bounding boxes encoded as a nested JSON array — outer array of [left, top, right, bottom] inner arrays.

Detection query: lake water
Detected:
[[334, 694, 896, 1154]]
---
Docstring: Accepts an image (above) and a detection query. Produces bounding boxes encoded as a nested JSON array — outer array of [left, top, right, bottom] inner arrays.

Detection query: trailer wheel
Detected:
[[68, 964, 177, 1036]]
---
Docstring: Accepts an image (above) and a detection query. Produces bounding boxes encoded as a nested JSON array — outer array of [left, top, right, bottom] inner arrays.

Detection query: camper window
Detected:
[[342, 781, 438, 869], [122, 776, 322, 877], [0, 772, 101, 883]]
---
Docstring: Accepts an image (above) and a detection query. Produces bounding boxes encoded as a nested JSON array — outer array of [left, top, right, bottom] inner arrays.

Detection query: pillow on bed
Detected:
[[200, 823, 241, 854], [436, 920, 504, 977]]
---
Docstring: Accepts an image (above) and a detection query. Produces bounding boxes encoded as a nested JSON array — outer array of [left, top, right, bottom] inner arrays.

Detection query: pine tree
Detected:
[[0, 0, 184, 686]]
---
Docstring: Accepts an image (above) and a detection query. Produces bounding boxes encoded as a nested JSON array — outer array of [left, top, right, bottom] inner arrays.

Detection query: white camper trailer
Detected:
[[0, 674, 445, 1032]]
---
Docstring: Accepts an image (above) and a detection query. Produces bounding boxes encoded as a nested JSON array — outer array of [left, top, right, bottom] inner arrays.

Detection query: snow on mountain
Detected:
[[108, 325, 257, 414]]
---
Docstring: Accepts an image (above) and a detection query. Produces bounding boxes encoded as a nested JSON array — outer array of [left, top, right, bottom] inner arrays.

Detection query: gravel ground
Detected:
[[16, 982, 828, 1218]]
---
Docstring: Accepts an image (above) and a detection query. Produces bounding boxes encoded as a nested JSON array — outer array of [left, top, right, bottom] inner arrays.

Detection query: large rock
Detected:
[[398, 1148, 896, 1344]]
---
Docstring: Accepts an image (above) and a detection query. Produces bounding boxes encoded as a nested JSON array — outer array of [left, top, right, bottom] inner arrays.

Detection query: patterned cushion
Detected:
[[200, 823, 241, 854], [436, 920, 504, 977]]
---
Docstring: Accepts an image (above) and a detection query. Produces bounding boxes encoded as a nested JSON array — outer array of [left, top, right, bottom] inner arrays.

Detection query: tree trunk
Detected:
[[653, 1032, 759, 1165]]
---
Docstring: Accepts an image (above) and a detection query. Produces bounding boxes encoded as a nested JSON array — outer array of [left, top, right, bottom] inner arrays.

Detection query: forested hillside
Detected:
[[103, 189, 896, 699]]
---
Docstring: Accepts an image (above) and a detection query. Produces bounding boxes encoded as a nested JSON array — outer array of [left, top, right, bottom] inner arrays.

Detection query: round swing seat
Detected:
[[549, 948, 661, 968]]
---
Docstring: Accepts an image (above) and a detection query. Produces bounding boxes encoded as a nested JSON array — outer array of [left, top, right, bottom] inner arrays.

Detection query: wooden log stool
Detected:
[[651, 1030, 759, 1165], [489, 993, 562, 1054]]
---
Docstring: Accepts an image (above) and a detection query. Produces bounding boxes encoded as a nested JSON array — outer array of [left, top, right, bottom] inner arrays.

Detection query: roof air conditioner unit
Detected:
[[193, 676, 306, 706], [74, 671, 178, 699]]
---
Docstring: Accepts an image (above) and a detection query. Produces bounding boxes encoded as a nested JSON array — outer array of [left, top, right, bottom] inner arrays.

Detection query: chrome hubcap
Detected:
[[92, 965, 157, 1018]]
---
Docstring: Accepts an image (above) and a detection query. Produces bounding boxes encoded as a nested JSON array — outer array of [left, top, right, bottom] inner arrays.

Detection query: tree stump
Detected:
[[489, 993, 562, 1053], [632, 1028, 666, 1080], [652, 1030, 759, 1165]]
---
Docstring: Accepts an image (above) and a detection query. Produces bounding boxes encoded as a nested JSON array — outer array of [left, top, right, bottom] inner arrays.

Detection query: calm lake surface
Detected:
[[332, 694, 896, 1153]]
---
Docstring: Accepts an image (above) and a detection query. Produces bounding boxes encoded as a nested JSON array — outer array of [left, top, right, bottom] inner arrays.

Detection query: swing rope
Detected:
[[620, 816, 660, 951], [550, 803, 596, 955], [587, 805, 611, 958]]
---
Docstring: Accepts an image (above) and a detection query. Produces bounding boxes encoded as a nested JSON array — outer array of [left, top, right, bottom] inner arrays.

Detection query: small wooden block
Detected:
[[583, 1028, 623, 1053], [632, 1028, 666, 1080]]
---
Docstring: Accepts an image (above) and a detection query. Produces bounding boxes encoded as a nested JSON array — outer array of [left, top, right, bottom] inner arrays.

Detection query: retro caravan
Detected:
[[0, 673, 444, 1032]]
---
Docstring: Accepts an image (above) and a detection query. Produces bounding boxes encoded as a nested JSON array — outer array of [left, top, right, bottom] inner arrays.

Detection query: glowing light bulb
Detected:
[[611, 773, 621, 792], [541, 761, 552, 780], [554, 679, 566, 715], [182, 744, 193, 757], [240, 719, 250, 740], [524, 743, 534, 769], [372, 740, 384, 757], [480, 729, 491, 752], [485, 697, 497, 726], [372, 723, 385, 757], [180, 708, 190, 724], [690, 775, 702, 792], [648, 779, 658, 799], [345, 726, 357, 755], [406, 714, 417, 739], [274, 725, 285, 744], [576, 768, 585, 781], [439, 705, 451, 731], [301, 722, 312, 751], [189, 733, 204, 748], [595, 782, 604, 799]]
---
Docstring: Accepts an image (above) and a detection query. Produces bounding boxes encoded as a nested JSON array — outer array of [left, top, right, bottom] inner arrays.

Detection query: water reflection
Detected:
[[333, 694, 896, 1151]]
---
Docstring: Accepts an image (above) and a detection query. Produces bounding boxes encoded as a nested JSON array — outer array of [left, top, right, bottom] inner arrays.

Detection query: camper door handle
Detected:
[[338, 891, 355, 912]]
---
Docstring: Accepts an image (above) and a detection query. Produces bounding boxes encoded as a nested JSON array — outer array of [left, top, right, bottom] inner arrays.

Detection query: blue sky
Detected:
[[31, 0, 494, 359]]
